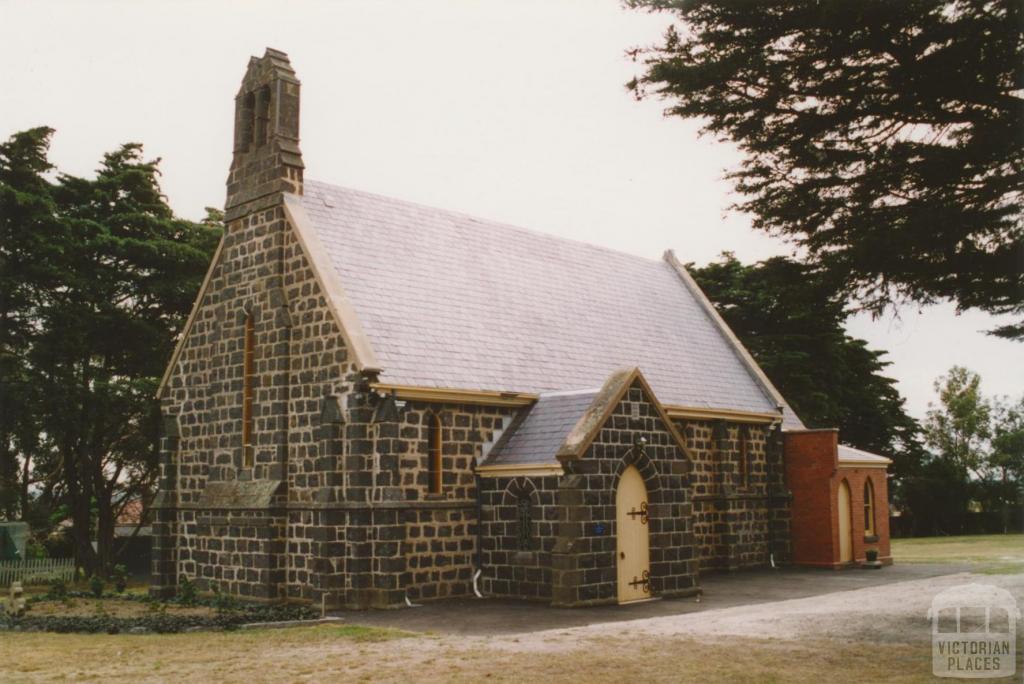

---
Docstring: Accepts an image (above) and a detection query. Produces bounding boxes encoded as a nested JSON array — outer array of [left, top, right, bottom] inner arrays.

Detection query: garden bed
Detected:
[[1, 588, 321, 634]]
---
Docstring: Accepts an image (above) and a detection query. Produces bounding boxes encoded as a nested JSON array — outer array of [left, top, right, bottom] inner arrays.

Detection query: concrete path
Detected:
[[336, 563, 970, 636]]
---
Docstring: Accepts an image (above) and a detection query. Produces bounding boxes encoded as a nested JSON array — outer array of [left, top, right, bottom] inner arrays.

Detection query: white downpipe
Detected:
[[405, 594, 422, 608], [472, 569, 483, 598], [770, 553, 777, 569]]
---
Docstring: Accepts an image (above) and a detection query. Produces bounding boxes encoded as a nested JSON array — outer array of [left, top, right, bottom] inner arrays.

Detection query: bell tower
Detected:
[[225, 48, 304, 221]]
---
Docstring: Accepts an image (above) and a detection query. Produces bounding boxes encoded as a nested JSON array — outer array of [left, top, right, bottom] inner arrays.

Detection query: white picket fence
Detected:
[[0, 558, 75, 587]]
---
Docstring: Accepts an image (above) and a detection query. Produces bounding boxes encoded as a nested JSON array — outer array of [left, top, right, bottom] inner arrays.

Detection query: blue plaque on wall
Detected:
[[593, 523, 606, 536]]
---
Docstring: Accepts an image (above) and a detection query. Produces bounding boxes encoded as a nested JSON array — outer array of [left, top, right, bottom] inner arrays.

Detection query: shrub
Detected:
[[4, 601, 319, 634], [178, 576, 197, 606], [48, 577, 68, 600], [211, 583, 238, 614], [112, 565, 128, 593], [25, 540, 48, 560], [88, 574, 105, 598]]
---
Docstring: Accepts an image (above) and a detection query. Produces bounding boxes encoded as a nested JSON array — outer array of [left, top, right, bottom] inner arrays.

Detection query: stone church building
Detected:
[[151, 49, 892, 609]]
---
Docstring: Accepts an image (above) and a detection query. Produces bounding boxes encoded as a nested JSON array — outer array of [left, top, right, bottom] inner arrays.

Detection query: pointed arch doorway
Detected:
[[616, 465, 651, 603]]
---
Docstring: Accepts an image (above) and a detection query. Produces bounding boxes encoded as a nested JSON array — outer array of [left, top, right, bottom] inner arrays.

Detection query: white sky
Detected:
[[1, 0, 1020, 420]]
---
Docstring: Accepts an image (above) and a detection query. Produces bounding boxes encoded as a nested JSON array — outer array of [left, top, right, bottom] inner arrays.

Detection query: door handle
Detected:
[[620, 552, 625, 559]]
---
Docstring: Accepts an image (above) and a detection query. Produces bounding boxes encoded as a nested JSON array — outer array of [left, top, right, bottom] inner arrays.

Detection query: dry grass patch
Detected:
[[0, 624, 937, 683], [293, 624, 417, 642]]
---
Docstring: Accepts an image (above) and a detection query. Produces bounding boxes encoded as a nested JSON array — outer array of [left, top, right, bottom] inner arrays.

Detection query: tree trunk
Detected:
[[1001, 466, 1009, 534], [19, 451, 31, 521], [65, 436, 98, 578], [70, 492, 97, 578], [0, 445, 17, 519], [95, 486, 115, 576]]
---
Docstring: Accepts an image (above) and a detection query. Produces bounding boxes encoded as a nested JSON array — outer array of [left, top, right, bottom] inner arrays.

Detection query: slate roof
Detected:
[[485, 389, 599, 467], [838, 444, 892, 465], [302, 180, 799, 423]]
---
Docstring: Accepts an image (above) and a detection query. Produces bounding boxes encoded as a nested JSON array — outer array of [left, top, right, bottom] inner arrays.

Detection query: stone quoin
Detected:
[[151, 48, 893, 609]]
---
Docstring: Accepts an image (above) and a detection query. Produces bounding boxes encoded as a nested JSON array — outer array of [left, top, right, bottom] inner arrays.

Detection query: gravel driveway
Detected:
[[495, 570, 1024, 653], [344, 565, 1023, 654]]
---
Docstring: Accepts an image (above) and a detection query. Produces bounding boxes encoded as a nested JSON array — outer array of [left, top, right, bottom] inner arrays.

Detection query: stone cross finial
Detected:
[[7, 581, 25, 617], [225, 48, 304, 220]]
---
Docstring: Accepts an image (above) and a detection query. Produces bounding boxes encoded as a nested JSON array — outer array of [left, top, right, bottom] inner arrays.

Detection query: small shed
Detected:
[[0, 521, 30, 561], [784, 430, 893, 568]]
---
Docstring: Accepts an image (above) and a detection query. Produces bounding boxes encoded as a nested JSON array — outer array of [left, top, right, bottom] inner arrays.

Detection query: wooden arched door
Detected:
[[616, 465, 651, 603], [837, 480, 853, 563]]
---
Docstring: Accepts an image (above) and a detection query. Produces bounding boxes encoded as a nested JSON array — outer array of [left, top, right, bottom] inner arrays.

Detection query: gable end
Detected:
[[555, 367, 691, 463]]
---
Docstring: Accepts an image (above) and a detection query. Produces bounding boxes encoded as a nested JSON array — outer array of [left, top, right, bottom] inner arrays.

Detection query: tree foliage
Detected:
[[688, 253, 924, 477], [924, 366, 991, 478], [0, 127, 60, 520], [991, 396, 1024, 483], [629, 0, 1024, 338], [918, 366, 1023, 533], [0, 127, 220, 573]]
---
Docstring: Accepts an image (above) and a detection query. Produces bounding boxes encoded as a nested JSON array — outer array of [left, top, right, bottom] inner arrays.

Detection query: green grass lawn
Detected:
[[891, 533, 1024, 571]]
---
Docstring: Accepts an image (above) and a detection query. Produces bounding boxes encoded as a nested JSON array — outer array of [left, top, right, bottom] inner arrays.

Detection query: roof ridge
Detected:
[[538, 388, 601, 397], [838, 443, 885, 456], [304, 178, 666, 268]]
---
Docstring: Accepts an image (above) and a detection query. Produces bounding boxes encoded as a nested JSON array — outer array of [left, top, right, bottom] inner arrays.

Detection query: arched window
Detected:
[[863, 479, 876, 536], [242, 312, 255, 468], [517, 496, 533, 551], [739, 426, 750, 488], [427, 414, 443, 494]]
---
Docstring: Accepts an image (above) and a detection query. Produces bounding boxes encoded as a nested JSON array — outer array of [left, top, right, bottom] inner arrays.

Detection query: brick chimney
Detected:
[[225, 48, 304, 221]]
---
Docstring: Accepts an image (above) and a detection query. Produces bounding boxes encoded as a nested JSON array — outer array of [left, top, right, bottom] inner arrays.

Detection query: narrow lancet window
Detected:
[[427, 414, 443, 494], [864, 480, 876, 536], [517, 496, 532, 551], [739, 426, 750, 488], [242, 312, 255, 468]]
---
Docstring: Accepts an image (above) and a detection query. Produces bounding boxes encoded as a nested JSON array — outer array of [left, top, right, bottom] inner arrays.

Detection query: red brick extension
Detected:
[[784, 429, 892, 568]]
